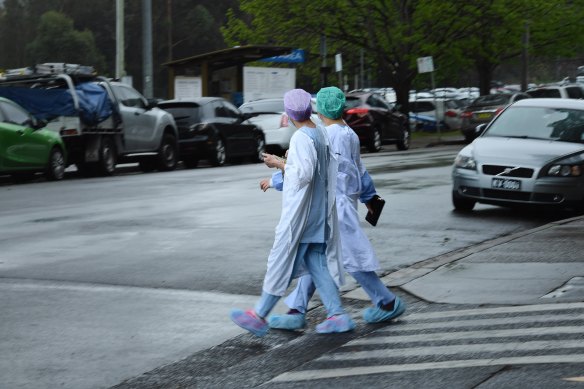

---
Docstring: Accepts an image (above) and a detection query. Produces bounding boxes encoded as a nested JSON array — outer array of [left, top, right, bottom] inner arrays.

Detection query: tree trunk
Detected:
[[476, 59, 495, 95]]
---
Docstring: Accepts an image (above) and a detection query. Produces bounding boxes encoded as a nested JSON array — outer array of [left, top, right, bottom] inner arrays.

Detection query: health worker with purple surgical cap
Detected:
[[230, 89, 355, 336], [266, 87, 406, 331]]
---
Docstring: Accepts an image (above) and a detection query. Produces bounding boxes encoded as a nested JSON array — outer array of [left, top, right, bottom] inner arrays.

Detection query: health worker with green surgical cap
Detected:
[[267, 86, 406, 330]]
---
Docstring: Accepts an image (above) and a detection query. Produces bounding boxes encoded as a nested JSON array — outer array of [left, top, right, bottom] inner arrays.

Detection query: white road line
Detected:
[[318, 340, 584, 361], [379, 313, 584, 332], [270, 354, 584, 382], [406, 302, 584, 320], [352, 326, 584, 345]]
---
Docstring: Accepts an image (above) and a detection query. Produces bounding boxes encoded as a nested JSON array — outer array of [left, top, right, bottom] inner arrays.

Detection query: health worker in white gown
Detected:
[[230, 88, 355, 337], [267, 86, 407, 330]]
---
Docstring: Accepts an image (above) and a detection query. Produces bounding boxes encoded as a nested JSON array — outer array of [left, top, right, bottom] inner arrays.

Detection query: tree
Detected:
[[222, 0, 584, 112], [25, 11, 106, 71]]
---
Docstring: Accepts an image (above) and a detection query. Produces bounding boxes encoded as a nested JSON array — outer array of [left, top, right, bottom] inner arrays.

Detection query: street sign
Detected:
[[335, 54, 343, 72], [417, 56, 434, 73], [259, 49, 305, 64]]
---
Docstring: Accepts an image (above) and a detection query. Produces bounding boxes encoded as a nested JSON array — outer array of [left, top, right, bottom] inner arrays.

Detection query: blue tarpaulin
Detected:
[[0, 82, 112, 126]]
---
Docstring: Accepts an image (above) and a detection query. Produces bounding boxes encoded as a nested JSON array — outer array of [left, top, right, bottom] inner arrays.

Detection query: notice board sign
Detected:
[[243, 67, 296, 103], [174, 76, 202, 100]]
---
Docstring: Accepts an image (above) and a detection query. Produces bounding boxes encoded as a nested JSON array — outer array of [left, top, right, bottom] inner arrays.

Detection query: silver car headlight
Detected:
[[454, 154, 477, 170], [543, 152, 584, 177]]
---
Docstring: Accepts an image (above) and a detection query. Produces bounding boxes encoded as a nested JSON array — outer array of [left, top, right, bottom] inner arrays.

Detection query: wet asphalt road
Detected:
[[0, 143, 574, 388]]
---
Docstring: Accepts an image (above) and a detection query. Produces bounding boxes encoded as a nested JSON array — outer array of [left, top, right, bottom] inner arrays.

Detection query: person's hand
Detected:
[[365, 201, 374, 214], [262, 153, 284, 170], [260, 178, 271, 192]]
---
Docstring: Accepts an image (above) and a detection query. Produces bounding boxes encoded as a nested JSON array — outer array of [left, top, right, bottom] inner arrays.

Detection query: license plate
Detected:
[[492, 178, 521, 190], [476, 112, 493, 120]]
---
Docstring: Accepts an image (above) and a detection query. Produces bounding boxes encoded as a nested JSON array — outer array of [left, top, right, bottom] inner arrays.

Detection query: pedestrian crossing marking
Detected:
[[378, 312, 584, 332], [563, 376, 584, 382], [318, 340, 584, 361], [269, 302, 584, 383], [353, 325, 583, 345], [406, 302, 584, 320], [271, 355, 584, 382]]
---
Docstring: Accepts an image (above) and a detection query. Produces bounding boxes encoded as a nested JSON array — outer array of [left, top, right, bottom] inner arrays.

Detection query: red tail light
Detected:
[[280, 113, 289, 128], [445, 110, 458, 118], [494, 107, 504, 116], [346, 108, 369, 117], [460, 111, 472, 119]]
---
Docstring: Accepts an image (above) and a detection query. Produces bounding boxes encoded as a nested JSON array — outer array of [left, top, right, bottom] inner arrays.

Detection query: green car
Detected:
[[0, 97, 67, 181]]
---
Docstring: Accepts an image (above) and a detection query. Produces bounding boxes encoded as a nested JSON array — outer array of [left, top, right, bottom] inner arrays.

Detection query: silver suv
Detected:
[[526, 84, 584, 99]]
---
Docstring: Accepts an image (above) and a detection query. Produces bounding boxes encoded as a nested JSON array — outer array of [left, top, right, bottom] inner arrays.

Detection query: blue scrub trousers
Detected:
[[255, 243, 345, 319], [284, 270, 396, 314]]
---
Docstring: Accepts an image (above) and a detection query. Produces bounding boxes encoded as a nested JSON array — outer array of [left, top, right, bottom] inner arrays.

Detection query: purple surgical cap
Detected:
[[283, 89, 312, 121]]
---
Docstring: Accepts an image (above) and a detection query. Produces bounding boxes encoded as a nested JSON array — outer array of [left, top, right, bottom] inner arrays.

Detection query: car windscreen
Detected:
[[484, 106, 584, 143], [159, 104, 201, 126], [527, 89, 562, 98], [344, 97, 362, 109], [471, 94, 511, 107], [410, 101, 435, 113], [239, 100, 284, 113]]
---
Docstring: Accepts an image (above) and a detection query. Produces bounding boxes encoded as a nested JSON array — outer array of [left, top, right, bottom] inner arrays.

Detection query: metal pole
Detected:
[[142, 0, 153, 98], [360, 49, 364, 89], [115, 0, 125, 79], [431, 70, 441, 141]]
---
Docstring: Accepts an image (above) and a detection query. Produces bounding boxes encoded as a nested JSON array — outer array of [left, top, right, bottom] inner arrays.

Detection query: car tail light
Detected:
[[346, 108, 369, 117], [494, 107, 504, 116], [280, 113, 289, 128], [60, 128, 79, 136], [460, 111, 472, 119], [445, 110, 458, 118]]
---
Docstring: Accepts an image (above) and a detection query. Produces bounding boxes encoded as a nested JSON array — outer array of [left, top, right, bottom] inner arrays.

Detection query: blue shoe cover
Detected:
[[268, 313, 306, 330], [363, 296, 406, 323], [230, 308, 269, 337], [315, 313, 356, 334]]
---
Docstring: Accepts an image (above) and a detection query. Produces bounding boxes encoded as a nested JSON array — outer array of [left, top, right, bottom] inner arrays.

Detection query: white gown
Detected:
[[326, 123, 380, 273], [262, 125, 344, 296]]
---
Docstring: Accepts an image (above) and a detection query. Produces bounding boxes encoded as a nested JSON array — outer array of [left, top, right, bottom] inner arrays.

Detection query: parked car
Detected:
[[158, 98, 265, 168], [343, 91, 410, 152], [452, 98, 584, 212], [526, 84, 584, 99], [409, 98, 466, 131], [0, 97, 66, 181], [460, 92, 531, 143], [238, 98, 295, 154]]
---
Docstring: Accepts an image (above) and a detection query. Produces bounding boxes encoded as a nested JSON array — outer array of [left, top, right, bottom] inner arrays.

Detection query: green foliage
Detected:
[[222, 0, 584, 108], [25, 11, 106, 71]]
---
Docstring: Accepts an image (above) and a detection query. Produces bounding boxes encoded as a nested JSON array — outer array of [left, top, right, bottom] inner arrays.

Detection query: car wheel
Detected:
[[183, 157, 199, 169], [452, 191, 476, 212], [157, 133, 178, 171], [368, 127, 382, 153], [46, 147, 66, 181], [209, 138, 226, 167], [253, 133, 266, 163], [396, 126, 410, 151], [97, 137, 116, 176]]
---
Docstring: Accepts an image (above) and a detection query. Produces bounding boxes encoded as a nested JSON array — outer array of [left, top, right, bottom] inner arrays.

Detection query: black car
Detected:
[[343, 92, 410, 152], [158, 98, 265, 168]]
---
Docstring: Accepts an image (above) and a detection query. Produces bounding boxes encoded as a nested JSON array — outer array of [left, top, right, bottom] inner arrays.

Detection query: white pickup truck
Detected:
[[0, 71, 178, 176]]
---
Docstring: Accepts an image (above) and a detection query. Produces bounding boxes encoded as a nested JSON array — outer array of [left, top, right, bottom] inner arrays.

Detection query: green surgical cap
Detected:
[[317, 86, 345, 119]]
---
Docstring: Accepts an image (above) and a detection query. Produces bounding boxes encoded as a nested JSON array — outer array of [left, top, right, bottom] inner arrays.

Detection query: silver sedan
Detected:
[[452, 98, 584, 211]]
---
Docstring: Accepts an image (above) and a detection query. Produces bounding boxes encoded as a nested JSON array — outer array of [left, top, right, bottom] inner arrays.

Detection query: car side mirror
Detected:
[[241, 112, 257, 121], [28, 117, 47, 130], [475, 123, 487, 136], [146, 98, 159, 110]]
